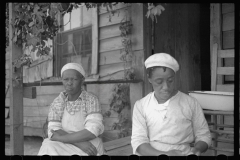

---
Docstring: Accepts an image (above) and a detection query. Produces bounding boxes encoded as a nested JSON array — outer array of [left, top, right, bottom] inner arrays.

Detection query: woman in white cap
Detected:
[[38, 63, 104, 156], [131, 53, 211, 156]]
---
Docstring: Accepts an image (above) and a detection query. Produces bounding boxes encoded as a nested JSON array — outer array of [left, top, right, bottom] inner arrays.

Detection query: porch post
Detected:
[[8, 3, 24, 155]]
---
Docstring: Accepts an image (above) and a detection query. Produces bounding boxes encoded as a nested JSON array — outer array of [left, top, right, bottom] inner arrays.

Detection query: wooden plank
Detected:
[[5, 108, 10, 118], [106, 144, 132, 155], [6, 48, 10, 60], [130, 82, 143, 117], [99, 36, 123, 53], [5, 69, 9, 79], [6, 59, 9, 70], [222, 30, 234, 49], [212, 137, 234, 144], [23, 87, 36, 99], [99, 71, 125, 81], [211, 43, 218, 91], [210, 4, 223, 86], [8, 3, 24, 155], [24, 106, 49, 117], [99, 24, 121, 40], [5, 125, 45, 137], [222, 12, 234, 31], [99, 62, 131, 78], [46, 59, 53, 78], [5, 94, 58, 108], [208, 123, 234, 128], [203, 110, 234, 115], [99, 7, 130, 28], [5, 116, 47, 128], [209, 147, 234, 153], [91, 7, 99, 75], [99, 49, 127, 65], [36, 85, 64, 95], [23, 116, 47, 128], [131, 3, 144, 51], [210, 129, 234, 135], [222, 3, 234, 14], [103, 136, 131, 150], [218, 49, 234, 58], [217, 67, 234, 75], [99, 3, 129, 15], [98, 84, 115, 104]]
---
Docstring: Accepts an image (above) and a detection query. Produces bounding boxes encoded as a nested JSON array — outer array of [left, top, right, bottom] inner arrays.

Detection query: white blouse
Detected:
[[131, 91, 212, 155]]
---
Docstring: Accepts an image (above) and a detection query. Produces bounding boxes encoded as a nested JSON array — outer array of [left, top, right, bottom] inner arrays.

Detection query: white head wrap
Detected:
[[145, 53, 179, 73], [61, 63, 85, 77]]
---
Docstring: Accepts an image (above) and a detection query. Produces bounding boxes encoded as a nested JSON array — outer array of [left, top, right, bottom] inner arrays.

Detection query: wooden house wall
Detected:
[[5, 3, 144, 141]]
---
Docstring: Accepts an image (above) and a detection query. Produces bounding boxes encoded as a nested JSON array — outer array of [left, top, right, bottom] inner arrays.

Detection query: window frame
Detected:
[[53, 6, 99, 79]]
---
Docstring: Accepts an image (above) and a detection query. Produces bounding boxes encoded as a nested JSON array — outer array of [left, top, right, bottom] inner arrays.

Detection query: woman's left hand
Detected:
[[50, 130, 62, 141], [190, 147, 201, 156]]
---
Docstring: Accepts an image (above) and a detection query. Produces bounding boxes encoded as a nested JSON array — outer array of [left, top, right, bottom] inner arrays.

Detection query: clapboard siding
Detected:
[[99, 24, 121, 40], [5, 94, 58, 107], [99, 6, 130, 28], [24, 106, 49, 117], [5, 3, 140, 141], [6, 116, 47, 129], [99, 71, 125, 81], [99, 3, 129, 15], [99, 50, 130, 66], [5, 125, 44, 137], [23, 59, 53, 83], [99, 36, 124, 53], [99, 62, 131, 78]]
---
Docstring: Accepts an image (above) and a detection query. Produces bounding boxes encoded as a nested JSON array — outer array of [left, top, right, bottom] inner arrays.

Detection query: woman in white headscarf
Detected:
[[38, 63, 104, 156], [131, 53, 211, 156]]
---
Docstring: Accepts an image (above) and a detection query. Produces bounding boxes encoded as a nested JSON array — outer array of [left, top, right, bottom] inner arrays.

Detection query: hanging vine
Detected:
[[103, 83, 132, 138], [6, 3, 165, 69]]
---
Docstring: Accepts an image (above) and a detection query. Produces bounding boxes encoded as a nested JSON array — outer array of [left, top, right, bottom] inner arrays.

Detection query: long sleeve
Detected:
[[47, 92, 66, 138], [83, 94, 104, 137], [191, 99, 212, 148], [131, 100, 150, 155]]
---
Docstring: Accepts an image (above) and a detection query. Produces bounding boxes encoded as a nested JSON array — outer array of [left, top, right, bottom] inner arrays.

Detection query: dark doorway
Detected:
[[152, 3, 211, 93]]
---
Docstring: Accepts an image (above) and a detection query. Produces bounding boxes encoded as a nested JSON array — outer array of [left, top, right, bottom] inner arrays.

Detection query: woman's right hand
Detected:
[[74, 141, 98, 156], [166, 150, 184, 156]]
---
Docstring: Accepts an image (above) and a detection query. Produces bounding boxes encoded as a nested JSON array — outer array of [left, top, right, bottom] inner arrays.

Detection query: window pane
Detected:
[[71, 8, 81, 29], [67, 34, 73, 54], [83, 29, 92, 54], [83, 6, 92, 26], [63, 13, 70, 31]]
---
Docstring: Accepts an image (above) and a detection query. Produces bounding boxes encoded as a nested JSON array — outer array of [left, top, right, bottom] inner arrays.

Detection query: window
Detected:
[[54, 5, 98, 78]]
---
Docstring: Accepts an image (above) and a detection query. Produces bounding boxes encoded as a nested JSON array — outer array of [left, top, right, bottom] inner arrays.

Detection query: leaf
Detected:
[[32, 26, 39, 35], [41, 40, 45, 46], [29, 21, 34, 27], [13, 35, 17, 43], [17, 29, 21, 35], [27, 36, 40, 47], [36, 49, 41, 57], [146, 10, 151, 18]]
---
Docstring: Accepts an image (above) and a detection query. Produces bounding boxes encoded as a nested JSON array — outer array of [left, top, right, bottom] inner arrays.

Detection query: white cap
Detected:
[[144, 53, 179, 73], [61, 63, 85, 77]]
